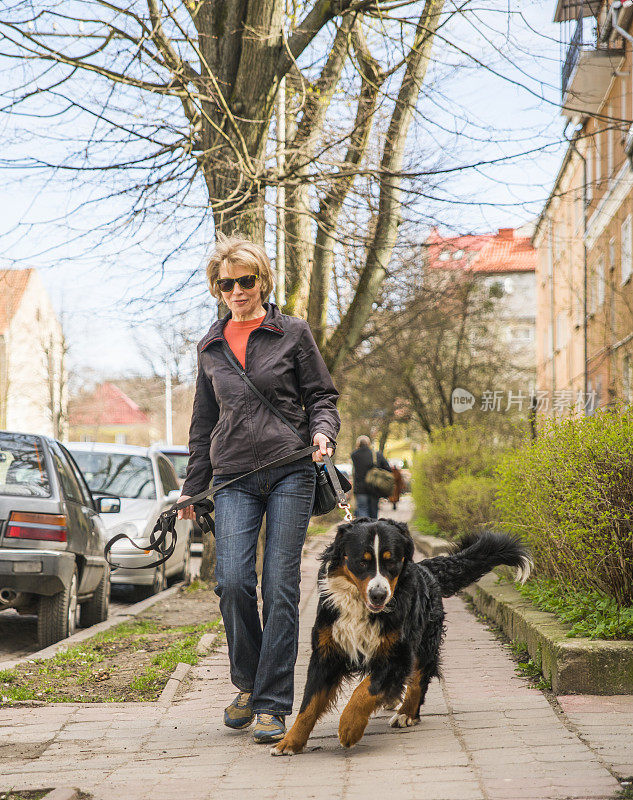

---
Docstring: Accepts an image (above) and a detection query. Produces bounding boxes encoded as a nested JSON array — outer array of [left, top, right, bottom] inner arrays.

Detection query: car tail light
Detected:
[[6, 512, 67, 542]]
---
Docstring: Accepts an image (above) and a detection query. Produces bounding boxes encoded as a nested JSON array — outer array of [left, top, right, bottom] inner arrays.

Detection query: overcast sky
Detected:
[[0, 0, 566, 379]]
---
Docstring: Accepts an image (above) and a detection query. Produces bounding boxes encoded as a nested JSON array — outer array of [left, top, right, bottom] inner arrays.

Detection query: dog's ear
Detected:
[[384, 519, 415, 562], [320, 521, 354, 570]]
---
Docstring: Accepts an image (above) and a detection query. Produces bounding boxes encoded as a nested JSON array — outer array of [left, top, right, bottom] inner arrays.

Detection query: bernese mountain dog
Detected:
[[271, 517, 531, 756]]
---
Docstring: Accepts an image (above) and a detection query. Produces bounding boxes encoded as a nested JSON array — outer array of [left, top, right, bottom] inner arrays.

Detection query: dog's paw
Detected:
[[270, 737, 304, 756], [388, 713, 419, 729], [338, 714, 367, 748]]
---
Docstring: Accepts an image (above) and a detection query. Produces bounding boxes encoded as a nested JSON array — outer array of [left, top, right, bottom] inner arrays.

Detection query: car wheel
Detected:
[[177, 539, 192, 584], [79, 566, 110, 628], [134, 563, 166, 602], [37, 566, 80, 648]]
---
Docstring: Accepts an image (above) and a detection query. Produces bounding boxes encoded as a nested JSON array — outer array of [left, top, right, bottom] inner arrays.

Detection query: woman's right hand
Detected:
[[176, 496, 195, 520]]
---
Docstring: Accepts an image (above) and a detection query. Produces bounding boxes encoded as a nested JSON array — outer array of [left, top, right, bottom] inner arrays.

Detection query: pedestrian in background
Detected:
[[176, 235, 340, 745], [350, 435, 390, 519], [389, 465, 404, 511]]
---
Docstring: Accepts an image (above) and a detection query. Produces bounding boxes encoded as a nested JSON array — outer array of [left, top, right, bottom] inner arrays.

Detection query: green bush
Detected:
[[412, 424, 512, 539], [496, 409, 633, 607]]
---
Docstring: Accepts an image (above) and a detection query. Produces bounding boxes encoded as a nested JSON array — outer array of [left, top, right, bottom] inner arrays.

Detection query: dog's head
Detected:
[[321, 518, 415, 613]]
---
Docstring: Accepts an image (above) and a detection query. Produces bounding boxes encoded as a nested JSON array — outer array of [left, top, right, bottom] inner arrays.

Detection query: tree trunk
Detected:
[[324, 0, 445, 371]]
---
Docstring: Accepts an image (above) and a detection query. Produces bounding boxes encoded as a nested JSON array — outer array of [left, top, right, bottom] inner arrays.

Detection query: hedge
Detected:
[[496, 410, 633, 607]]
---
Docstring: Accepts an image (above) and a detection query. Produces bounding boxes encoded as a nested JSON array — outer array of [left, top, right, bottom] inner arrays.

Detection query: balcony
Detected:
[[558, 2, 625, 119]]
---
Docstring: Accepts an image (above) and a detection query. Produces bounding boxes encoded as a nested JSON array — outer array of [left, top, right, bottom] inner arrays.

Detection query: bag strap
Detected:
[[222, 342, 352, 520], [222, 342, 306, 442]]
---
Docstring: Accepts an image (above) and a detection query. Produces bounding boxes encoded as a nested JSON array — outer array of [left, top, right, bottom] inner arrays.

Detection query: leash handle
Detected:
[[104, 445, 319, 570], [322, 452, 353, 521]]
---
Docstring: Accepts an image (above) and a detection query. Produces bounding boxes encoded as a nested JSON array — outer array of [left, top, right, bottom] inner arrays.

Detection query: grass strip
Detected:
[[0, 618, 220, 705], [515, 578, 633, 640]]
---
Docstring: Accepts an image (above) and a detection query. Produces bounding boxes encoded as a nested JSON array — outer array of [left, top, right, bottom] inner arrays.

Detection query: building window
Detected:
[[597, 257, 605, 308], [547, 322, 553, 357], [623, 355, 633, 403], [609, 237, 616, 271], [621, 215, 632, 285], [503, 277, 515, 294], [438, 250, 450, 261], [574, 291, 583, 328], [511, 327, 533, 341], [595, 130, 602, 184], [556, 312, 566, 350], [588, 267, 596, 315], [586, 148, 593, 203], [607, 108, 614, 180], [453, 249, 464, 259], [115, 433, 127, 444]]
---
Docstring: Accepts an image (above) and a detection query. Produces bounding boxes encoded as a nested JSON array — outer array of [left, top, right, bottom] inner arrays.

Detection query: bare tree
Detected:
[[1, 0, 454, 369], [339, 245, 530, 444], [42, 330, 69, 439]]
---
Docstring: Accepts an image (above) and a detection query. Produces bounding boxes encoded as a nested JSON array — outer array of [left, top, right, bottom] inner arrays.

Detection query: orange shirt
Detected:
[[224, 314, 266, 368]]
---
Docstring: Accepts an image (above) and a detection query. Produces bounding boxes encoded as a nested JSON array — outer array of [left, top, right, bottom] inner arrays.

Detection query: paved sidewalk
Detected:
[[1, 500, 632, 799]]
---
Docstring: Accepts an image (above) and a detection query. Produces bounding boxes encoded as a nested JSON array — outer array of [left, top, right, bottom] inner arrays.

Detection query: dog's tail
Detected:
[[422, 531, 532, 598]]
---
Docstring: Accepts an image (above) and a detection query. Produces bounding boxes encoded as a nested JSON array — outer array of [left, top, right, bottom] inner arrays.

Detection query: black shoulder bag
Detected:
[[221, 342, 352, 519]]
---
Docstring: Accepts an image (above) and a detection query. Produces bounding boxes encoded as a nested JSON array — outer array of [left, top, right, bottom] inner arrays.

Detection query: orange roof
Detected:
[[0, 269, 33, 335], [69, 382, 150, 426], [426, 228, 536, 274]]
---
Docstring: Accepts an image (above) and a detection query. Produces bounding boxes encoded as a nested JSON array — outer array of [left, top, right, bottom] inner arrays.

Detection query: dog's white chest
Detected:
[[319, 576, 382, 663]]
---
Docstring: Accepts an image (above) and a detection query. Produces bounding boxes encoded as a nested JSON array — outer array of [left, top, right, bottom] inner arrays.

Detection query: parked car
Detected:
[[67, 442, 193, 598], [154, 444, 189, 484], [0, 431, 116, 648], [153, 444, 204, 544]]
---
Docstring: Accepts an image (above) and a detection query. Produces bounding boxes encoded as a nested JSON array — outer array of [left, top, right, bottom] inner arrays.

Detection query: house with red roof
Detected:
[[68, 382, 158, 446], [0, 268, 67, 437], [426, 227, 537, 370]]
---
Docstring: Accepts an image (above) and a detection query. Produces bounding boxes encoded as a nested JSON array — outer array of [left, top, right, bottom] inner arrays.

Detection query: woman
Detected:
[[177, 235, 340, 745]]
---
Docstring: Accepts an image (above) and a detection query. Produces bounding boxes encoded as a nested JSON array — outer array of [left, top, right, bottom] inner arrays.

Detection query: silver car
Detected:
[[0, 431, 115, 647], [67, 443, 192, 599]]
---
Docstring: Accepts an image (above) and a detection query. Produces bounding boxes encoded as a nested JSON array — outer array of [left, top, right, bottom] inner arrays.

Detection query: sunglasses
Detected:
[[216, 274, 258, 293]]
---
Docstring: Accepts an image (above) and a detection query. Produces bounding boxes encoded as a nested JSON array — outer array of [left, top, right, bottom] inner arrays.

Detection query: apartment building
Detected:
[[534, 0, 633, 414], [426, 226, 537, 375]]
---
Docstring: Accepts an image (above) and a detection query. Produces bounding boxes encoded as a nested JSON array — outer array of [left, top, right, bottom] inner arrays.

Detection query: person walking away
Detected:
[[176, 235, 340, 744], [389, 465, 404, 511], [350, 435, 390, 519]]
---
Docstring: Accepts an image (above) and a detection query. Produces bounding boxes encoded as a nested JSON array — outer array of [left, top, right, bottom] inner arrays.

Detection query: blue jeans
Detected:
[[212, 457, 316, 716], [355, 493, 379, 519]]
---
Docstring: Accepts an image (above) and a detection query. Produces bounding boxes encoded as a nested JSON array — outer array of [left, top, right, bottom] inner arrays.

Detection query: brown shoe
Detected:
[[253, 713, 286, 743], [224, 692, 254, 729]]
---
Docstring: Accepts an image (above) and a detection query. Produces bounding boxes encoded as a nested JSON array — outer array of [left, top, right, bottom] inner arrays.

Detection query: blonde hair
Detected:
[[206, 234, 274, 302]]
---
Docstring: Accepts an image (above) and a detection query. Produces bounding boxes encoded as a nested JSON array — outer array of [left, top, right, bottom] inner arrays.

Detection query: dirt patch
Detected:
[[0, 793, 50, 800], [0, 793, 62, 800], [0, 583, 221, 706], [0, 793, 92, 800]]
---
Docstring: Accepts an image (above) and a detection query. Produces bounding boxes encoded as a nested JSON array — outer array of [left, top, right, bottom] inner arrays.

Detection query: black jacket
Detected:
[[351, 445, 391, 496], [182, 303, 340, 496]]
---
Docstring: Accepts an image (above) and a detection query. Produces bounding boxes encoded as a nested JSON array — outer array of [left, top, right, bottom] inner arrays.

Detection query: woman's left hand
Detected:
[[312, 432, 335, 463]]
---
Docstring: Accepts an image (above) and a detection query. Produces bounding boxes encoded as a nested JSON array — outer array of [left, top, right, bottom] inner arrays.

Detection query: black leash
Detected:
[[103, 445, 320, 569], [104, 444, 347, 570]]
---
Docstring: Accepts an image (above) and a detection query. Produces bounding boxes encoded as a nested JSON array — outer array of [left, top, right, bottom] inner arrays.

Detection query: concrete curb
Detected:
[[158, 662, 192, 705], [0, 583, 184, 671], [44, 788, 84, 800], [196, 631, 219, 655], [412, 531, 452, 558], [463, 573, 633, 695]]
